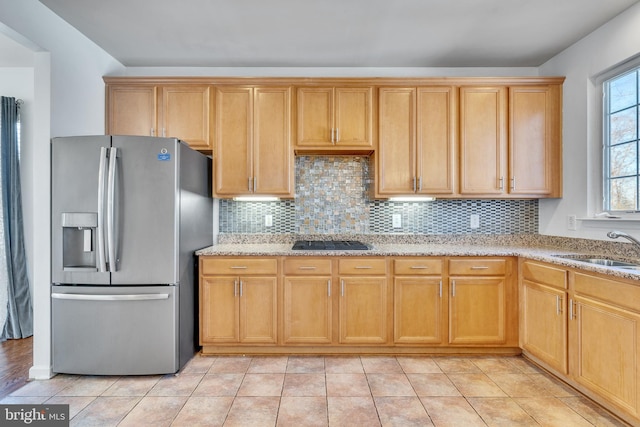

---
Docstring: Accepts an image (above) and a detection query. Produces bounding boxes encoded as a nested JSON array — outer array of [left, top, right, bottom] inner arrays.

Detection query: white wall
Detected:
[[0, 0, 125, 379], [538, 3, 640, 240]]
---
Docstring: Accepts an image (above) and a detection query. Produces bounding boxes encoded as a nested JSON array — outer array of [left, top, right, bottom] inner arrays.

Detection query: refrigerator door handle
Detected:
[[107, 147, 118, 272], [97, 147, 108, 273], [52, 292, 170, 301]]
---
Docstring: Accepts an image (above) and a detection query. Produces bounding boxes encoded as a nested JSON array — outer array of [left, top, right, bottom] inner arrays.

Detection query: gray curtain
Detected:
[[0, 96, 33, 341]]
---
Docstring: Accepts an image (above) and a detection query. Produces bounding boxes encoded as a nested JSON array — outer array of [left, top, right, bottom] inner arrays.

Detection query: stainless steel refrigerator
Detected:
[[51, 135, 212, 375]]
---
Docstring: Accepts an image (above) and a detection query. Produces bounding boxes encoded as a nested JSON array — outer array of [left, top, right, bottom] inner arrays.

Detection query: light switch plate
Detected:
[[567, 214, 577, 230], [265, 215, 273, 227], [392, 214, 402, 228], [470, 214, 480, 229]]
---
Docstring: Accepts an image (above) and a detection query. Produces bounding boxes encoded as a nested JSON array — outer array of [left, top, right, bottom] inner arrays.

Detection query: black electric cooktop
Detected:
[[291, 240, 369, 251]]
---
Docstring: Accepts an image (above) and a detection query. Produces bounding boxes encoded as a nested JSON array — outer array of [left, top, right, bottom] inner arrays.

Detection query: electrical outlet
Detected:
[[392, 214, 402, 228], [265, 214, 273, 227], [470, 214, 480, 229], [567, 214, 577, 231]]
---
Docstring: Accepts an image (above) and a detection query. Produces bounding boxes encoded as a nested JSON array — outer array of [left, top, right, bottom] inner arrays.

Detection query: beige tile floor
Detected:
[[0, 355, 630, 426]]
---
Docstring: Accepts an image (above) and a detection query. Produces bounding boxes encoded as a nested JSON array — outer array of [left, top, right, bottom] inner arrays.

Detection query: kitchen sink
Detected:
[[553, 254, 640, 269]]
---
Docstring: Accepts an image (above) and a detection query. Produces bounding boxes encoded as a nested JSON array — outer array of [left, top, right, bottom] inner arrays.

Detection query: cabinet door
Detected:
[[200, 277, 239, 343], [283, 277, 332, 344], [106, 85, 157, 137], [509, 85, 561, 197], [214, 87, 253, 196], [335, 87, 373, 147], [253, 87, 293, 196], [339, 277, 388, 344], [521, 281, 567, 374], [296, 87, 333, 146], [449, 277, 506, 344], [394, 277, 443, 344], [239, 277, 277, 343], [417, 87, 457, 195], [377, 88, 416, 195], [570, 295, 640, 417], [159, 86, 212, 151], [459, 86, 507, 195]]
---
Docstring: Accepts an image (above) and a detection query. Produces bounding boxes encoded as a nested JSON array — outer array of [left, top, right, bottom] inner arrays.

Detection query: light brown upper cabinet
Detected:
[[459, 84, 563, 198], [509, 85, 562, 197], [459, 86, 508, 196], [377, 87, 457, 197], [214, 86, 293, 198], [296, 87, 373, 151], [105, 83, 213, 151]]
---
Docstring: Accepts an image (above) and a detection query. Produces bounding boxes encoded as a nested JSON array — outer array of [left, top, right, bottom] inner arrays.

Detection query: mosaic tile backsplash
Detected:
[[218, 156, 539, 235]]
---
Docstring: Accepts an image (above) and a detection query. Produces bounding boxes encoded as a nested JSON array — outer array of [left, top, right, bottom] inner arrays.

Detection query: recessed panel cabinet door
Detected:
[[521, 281, 568, 374], [377, 88, 416, 194], [160, 86, 212, 151], [509, 85, 562, 197], [459, 86, 507, 195], [335, 87, 373, 146], [339, 277, 388, 344], [200, 277, 239, 343], [283, 277, 332, 344], [106, 85, 157, 137], [394, 277, 443, 344], [214, 87, 253, 196], [570, 295, 640, 417], [449, 277, 506, 344], [253, 87, 293, 195], [417, 87, 457, 195], [297, 87, 333, 146], [239, 277, 277, 344]]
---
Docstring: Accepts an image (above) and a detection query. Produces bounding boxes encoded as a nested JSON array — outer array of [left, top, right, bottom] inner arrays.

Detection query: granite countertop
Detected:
[[196, 234, 640, 282]]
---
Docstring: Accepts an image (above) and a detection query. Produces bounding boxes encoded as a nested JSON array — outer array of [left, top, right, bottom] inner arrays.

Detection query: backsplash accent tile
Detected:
[[218, 156, 539, 235], [295, 156, 370, 234], [369, 199, 538, 234]]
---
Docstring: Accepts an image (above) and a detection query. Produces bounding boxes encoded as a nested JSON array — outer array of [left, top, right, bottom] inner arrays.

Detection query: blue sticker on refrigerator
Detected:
[[158, 148, 171, 161]]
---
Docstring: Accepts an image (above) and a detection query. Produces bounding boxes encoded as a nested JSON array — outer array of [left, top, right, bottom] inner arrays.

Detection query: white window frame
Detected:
[[598, 55, 640, 219]]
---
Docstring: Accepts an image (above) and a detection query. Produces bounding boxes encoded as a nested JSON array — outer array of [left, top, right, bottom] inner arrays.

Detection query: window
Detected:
[[604, 67, 640, 211]]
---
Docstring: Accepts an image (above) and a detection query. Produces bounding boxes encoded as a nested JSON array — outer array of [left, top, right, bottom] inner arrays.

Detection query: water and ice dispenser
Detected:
[[61, 212, 98, 271]]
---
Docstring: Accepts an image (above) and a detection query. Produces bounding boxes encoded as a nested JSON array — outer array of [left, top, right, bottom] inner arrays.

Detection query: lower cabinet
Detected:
[[520, 260, 640, 425], [200, 258, 277, 345], [338, 258, 390, 344], [448, 258, 516, 345], [520, 260, 568, 374], [569, 272, 640, 421], [393, 258, 444, 344], [282, 258, 333, 344]]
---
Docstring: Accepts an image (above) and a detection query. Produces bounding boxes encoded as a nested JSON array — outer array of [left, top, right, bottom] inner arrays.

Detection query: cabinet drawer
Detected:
[[449, 258, 507, 276], [284, 258, 332, 275], [339, 258, 387, 275], [201, 258, 278, 275], [522, 260, 567, 289], [573, 272, 640, 313], [394, 258, 443, 275]]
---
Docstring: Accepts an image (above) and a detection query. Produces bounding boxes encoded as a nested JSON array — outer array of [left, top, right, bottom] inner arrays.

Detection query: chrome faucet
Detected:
[[607, 230, 640, 250]]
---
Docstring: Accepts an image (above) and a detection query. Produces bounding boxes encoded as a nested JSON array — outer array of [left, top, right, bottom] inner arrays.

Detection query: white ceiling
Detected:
[[38, 0, 639, 68]]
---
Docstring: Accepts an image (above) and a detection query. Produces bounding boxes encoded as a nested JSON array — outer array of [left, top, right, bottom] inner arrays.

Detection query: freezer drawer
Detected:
[[52, 285, 178, 375]]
